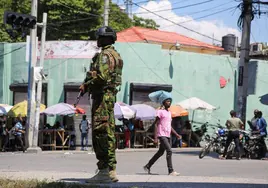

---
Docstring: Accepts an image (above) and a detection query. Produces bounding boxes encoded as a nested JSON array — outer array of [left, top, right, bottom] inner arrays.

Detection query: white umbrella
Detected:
[[41, 103, 76, 116], [0, 104, 13, 115], [177, 97, 216, 110], [130, 104, 156, 120], [114, 102, 136, 120], [177, 97, 216, 123]]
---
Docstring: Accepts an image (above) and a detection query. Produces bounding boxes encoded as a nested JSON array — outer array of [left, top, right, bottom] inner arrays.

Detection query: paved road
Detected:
[[0, 148, 267, 188]]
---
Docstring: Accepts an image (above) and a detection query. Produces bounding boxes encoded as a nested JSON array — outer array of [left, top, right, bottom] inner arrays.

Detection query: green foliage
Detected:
[[41, 0, 103, 40], [0, 0, 159, 42], [109, 3, 132, 33], [133, 15, 160, 30], [0, 0, 13, 43]]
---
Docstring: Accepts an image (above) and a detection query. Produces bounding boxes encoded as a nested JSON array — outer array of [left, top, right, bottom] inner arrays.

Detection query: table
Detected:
[[115, 132, 126, 149], [39, 129, 71, 150], [134, 130, 146, 148]]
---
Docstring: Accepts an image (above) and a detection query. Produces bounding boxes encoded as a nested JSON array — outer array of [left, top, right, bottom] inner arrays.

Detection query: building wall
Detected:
[[0, 43, 4, 103], [1, 41, 268, 132]]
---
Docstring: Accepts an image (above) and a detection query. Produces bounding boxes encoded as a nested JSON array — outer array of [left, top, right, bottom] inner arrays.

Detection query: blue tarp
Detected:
[[148, 90, 172, 105]]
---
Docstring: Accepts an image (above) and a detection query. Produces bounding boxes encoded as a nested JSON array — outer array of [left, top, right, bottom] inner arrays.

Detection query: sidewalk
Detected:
[[1, 148, 267, 188], [1, 171, 268, 188], [41, 147, 200, 154]]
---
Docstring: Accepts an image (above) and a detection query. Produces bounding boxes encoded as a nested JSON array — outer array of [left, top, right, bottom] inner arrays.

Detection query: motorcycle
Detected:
[[199, 126, 235, 159], [189, 122, 209, 147], [242, 131, 267, 159]]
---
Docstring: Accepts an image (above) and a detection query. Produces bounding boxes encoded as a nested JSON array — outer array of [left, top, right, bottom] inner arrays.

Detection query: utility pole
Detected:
[[31, 12, 47, 152], [125, 0, 132, 19], [26, 0, 38, 152], [236, 0, 252, 125], [129, 0, 133, 19], [125, 0, 129, 17], [104, 0, 109, 26]]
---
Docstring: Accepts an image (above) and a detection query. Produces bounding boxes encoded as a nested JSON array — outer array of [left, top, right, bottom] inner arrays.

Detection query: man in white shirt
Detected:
[[79, 115, 91, 150]]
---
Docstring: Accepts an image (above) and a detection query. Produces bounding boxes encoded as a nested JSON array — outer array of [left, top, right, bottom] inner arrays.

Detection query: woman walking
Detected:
[[143, 90, 181, 176]]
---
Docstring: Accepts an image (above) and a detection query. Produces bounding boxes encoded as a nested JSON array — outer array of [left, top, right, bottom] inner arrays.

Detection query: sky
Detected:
[[114, 0, 268, 46]]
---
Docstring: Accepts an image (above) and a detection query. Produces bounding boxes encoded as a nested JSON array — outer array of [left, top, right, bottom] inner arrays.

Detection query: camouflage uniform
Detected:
[[83, 45, 123, 172]]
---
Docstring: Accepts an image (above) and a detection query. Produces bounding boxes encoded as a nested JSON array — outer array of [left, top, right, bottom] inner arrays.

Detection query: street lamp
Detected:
[[169, 41, 180, 55]]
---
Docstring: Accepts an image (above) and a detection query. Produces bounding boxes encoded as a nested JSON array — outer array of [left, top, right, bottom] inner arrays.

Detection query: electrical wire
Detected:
[[119, 33, 189, 99], [0, 45, 26, 58], [54, 1, 101, 17], [178, 6, 237, 25], [133, 2, 222, 42], [47, 6, 234, 47], [179, 0, 234, 16], [47, 16, 97, 26], [43, 49, 89, 72], [140, 0, 234, 22], [47, 0, 233, 45], [153, 0, 192, 9], [135, 0, 214, 14]]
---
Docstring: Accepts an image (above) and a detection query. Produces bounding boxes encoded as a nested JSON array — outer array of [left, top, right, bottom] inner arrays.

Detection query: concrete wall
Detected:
[[0, 43, 4, 103], [1, 41, 268, 131]]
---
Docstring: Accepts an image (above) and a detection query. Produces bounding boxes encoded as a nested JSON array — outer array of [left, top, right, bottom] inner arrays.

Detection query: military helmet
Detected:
[[95, 26, 117, 41]]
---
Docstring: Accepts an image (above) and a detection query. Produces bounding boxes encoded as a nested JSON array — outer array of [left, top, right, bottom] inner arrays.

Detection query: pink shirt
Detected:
[[156, 109, 172, 138]]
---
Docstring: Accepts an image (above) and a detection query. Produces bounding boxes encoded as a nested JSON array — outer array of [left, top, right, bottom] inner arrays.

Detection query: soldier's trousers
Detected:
[[91, 92, 117, 171]]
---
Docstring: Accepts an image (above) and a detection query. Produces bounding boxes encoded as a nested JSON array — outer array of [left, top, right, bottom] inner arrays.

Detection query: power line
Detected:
[[46, 2, 236, 46], [118, 0, 157, 7], [178, 6, 237, 25], [43, 49, 89, 71], [47, 26, 91, 35], [0, 45, 26, 58], [179, 0, 234, 16], [135, 0, 214, 14], [54, 1, 101, 17], [135, 0, 235, 25], [133, 2, 222, 42], [119, 33, 189, 99], [47, 16, 97, 26], [145, 0, 234, 22], [155, 0, 192, 9]]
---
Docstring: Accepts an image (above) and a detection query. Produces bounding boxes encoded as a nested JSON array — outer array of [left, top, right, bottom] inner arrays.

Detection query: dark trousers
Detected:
[[13, 135, 25, 152], [147, 137, 174, 174], [81, 133, 88, 148], [223, 130, 240, 158], [259, 136, 267, 158], [130, 130, 135, 148], [1, 135, 9, 151]]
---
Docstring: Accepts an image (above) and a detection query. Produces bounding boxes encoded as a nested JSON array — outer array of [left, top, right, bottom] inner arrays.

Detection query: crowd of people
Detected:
[[219, 109, 267, 160], [0, 116, 26, 152]]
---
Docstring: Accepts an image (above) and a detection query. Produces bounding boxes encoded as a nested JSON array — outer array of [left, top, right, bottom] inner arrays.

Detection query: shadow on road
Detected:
[[135, 172, 159, 175], [173, 150, 220, 159], [59, 179, 268, 188]]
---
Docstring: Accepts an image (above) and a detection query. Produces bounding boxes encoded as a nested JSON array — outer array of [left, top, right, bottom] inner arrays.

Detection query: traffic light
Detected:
[[4, 11, 37, 29]]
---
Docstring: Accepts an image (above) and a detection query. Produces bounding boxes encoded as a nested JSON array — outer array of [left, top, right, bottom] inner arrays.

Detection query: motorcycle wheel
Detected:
[[226, 142, 235, 159], [199, 143, 211, 159]]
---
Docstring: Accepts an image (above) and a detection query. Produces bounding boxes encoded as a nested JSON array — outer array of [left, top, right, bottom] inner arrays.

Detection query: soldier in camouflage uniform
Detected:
[[79, 26, 123, 183]]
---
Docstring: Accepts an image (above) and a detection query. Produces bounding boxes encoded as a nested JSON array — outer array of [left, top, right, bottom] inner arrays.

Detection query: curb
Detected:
[[41, 148, 201, 155]]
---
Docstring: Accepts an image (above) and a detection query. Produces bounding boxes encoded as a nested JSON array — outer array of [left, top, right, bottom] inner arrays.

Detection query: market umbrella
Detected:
[[75, 106, 86, 114], [7, 100, 46, 117], [177, 97, 216, 122], [114, 102, 136, 120], [41, 103, 76, 116], [177, 97, 216, 110], [0, 104, 13, 115], [169, 105, 188, 118], [131, 104, 156, 120]]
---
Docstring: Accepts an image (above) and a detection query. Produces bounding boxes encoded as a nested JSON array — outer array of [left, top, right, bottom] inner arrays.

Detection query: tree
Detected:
[[0, 0, 33, 42], [0, 0, 160, 42], [133, 15, 159, 30]]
